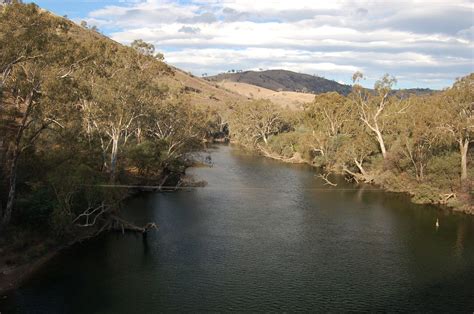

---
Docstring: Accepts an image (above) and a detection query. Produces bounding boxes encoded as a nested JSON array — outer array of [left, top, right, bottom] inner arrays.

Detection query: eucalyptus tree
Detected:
[[229, 99, 286, 147], [336, 115, 378, 183], [131, 39, 155, 56], [80, 49, 146, 182], [0, 3, 83, 227], [303, 91, 350, 159], [79, 37, 174, 182], [131, 39, 164, 61], [145, 97, 208, 169], [351, 72, 397, 159], [393, 96, 443, 182], [439, 74, 473, 184]]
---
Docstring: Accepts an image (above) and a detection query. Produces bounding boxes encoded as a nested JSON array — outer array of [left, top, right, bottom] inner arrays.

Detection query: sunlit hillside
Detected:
[[216, 80, 315, 110]]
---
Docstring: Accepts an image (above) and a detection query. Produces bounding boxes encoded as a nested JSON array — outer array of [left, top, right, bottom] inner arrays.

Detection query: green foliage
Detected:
[[130, 39, 164, 60], [126, 141, 164, 176], [0, 3, 215, 233], [228, 73, 473, 209], [15, 187, 55, 227], [268, 132, 305, 158], [426, 152, 460, 190], [411, 184, 441, 204], [229, 99, 289, 147]]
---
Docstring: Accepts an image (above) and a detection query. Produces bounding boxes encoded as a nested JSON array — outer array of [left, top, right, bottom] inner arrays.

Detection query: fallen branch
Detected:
[[257, 145, 304, 163], [317, 173, 337, 186], [73, 203, 106, 227], [442, 193, 456, 203], [108, 215, 158, 234]]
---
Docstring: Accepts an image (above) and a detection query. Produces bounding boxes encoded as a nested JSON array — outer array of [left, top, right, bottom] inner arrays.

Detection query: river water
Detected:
[[3, 145, 474, 312]]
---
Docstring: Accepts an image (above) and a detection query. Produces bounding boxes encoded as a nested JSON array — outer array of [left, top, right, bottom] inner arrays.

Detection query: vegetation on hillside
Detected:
[[207, 69, 437, 97], [0, 2, 219, 243], [206, 69, 354, 95]]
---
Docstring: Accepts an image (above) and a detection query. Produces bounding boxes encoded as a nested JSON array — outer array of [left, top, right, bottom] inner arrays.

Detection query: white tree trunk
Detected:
[[375, 128, 387, 159], [354, 158, 372, 182], [110, 135, 119, 182], [460, 139, 469, 183]]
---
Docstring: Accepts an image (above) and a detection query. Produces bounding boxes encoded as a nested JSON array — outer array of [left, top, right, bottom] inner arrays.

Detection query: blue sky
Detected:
[[28, 0, 474, 89], [30, 1, 113, 19]]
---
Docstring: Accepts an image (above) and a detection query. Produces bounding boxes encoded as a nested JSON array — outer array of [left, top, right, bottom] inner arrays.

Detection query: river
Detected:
[[3, 145, 474, 312]]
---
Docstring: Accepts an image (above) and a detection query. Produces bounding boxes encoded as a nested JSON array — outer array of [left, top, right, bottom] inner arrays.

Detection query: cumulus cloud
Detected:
[[80, 0, 474, 89]]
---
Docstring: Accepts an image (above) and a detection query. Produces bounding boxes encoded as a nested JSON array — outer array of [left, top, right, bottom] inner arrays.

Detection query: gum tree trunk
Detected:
[[460, 139, 469, 183]]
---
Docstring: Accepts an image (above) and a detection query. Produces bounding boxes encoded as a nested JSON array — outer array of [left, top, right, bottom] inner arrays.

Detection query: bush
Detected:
[[426, 152, 460, 191], [411, 184, 441, 204], [15, 186, 55, 228], [268, 132, 305, 158], [126, 141, 164, 176]]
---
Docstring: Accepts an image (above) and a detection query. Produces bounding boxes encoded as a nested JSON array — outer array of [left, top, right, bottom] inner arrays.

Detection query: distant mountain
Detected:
[[206, 70, 353, 96], [206, 70, 437, 97], [391, 88, 438, 97]]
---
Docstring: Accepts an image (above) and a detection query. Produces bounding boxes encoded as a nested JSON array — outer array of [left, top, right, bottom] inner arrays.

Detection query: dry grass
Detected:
[[216, 80, 315, 110], [171, 69, 248, 108]]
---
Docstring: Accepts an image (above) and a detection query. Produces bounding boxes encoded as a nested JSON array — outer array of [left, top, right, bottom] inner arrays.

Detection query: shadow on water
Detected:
[[2, 145, 474, 313]]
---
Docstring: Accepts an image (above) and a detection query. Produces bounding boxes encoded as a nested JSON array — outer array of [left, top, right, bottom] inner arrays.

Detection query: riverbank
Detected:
[[0, 228, 95, 295]]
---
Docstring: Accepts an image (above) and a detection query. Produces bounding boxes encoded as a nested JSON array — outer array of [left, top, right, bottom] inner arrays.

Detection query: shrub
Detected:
[[426, 152, 460, 191], [411, 184, 441, 204]]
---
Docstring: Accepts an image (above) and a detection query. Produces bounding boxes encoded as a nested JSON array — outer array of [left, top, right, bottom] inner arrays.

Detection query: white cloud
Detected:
[[81, 0, 474, 89]]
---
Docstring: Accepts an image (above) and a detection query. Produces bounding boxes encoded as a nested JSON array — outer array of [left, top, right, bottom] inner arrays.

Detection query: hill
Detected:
[[19, 5, 246, 110], [172, 68, 246, 107], [67, 26, 245, 109], [206, 70, 438, 97], [206, 69, 353, 96], [216, 80, 315, 110]]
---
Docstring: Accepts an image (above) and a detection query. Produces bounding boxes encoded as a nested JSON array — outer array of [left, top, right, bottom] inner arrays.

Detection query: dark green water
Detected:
[[3, 145, 474, 312]]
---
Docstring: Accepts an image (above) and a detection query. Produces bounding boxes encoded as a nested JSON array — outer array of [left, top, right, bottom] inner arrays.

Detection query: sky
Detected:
[[29, 0, 474, 89]]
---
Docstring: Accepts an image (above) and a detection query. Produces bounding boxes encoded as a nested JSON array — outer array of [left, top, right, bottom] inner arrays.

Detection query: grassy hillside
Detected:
[[216, 80, 315, 110], [172, 68, 246, 107], [206, 69, 353, 95], [41, 9, 246, 110]]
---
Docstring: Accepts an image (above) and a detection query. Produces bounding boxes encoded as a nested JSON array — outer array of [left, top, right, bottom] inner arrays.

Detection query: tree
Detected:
[[337, 116, 378, 183], [439, 74, 473, 185], [0, 3, 81, 227], [394, 96, 442, 182], [351, 72, 397, 159], [80, 65, 144, 181], [79, 37, 172, 182], [145, 99, 207, 169], [303, 92, 349, 158], [131, 39, 155, 56], [305, 92, 349, 137], [229, 100, 286, 147]]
